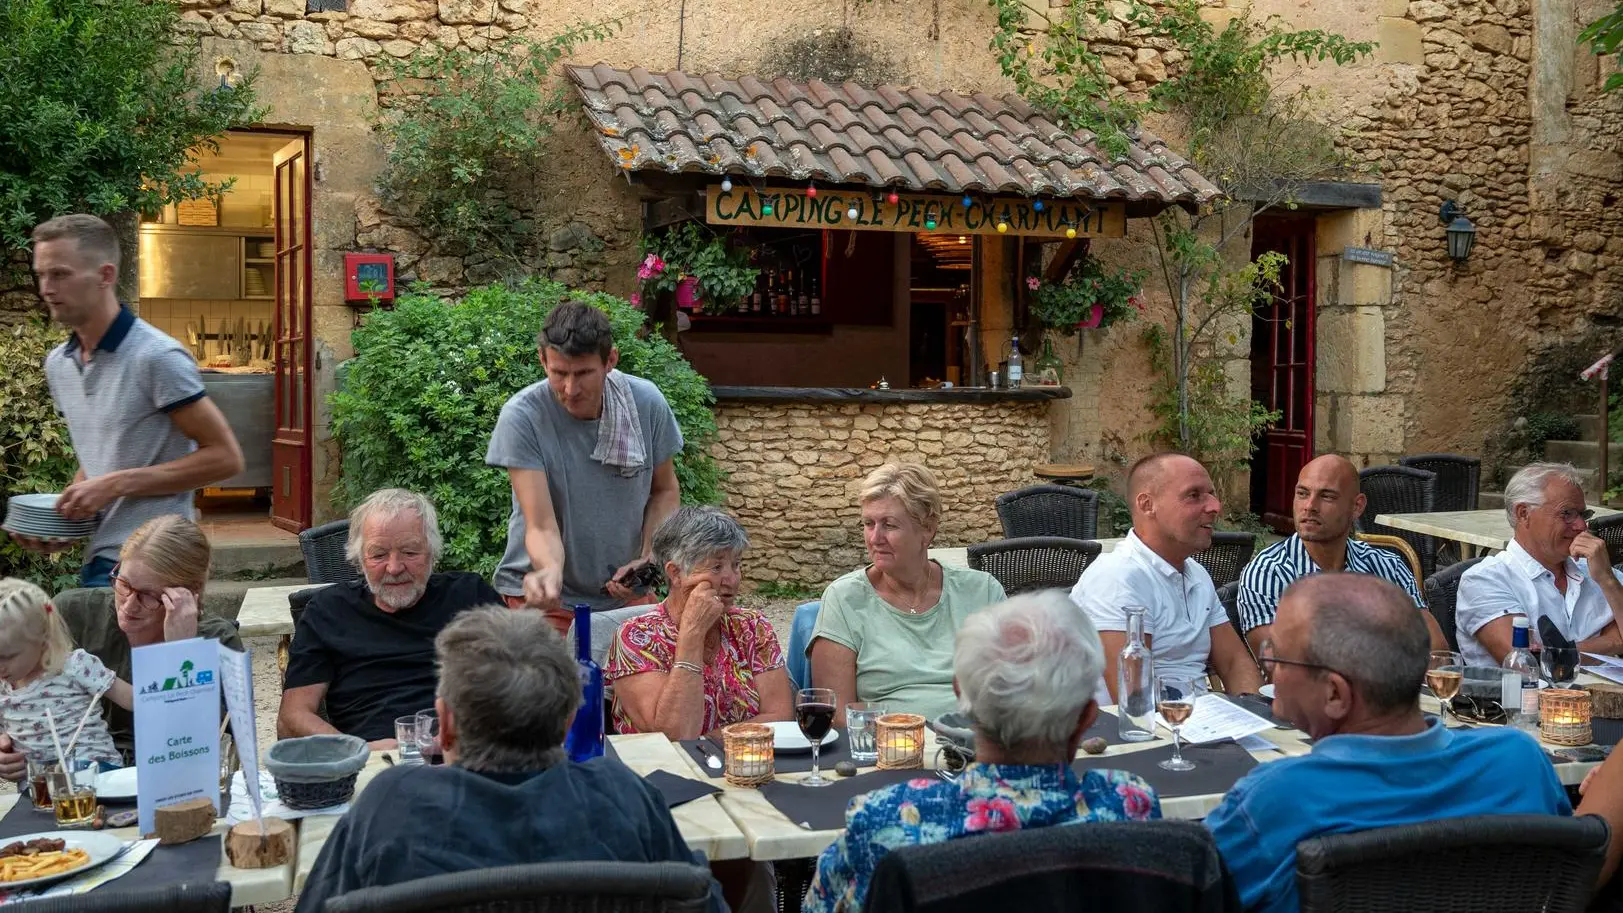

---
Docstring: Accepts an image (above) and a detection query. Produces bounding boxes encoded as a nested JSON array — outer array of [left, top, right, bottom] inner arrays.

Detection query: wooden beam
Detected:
[[1044, 238, 1089, 284], [643, 196, 703, 231]]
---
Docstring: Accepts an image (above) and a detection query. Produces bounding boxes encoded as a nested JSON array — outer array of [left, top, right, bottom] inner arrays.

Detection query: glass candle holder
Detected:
[[1540, 689, 1592, 746], [721, 723, 775, 787], [876, 713, 926, 770]]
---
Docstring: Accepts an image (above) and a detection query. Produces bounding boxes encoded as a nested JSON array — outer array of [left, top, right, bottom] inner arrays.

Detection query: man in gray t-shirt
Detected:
[[486, 301, 682, 654], [18, 215, 243, 586]]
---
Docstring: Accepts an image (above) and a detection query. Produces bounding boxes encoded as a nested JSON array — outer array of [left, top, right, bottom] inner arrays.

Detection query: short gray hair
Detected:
[[651, 506, 750, 574], [1503, 462, 1588, 526], [436, 607, 581, 772], [1291, 574, 1427, 714], [346, 488, 443, 567], [954, 591, 1104, 753]]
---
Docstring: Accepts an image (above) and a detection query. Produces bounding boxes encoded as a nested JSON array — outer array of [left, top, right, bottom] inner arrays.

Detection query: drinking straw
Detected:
[[62, 686, 108, 760], [43, 708, 68, 777]]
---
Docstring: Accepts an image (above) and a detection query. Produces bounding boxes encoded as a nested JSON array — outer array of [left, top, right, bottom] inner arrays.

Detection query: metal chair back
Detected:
[[324, 861, 715, 913], [1355, 533, 1425, 588], [1422, 557, 1485, 654], [995, 485, 1099, 541], [1192, 532, 1257, 589], [1296, 814, 1609, 913], [1358, 466, 1439, 579], [967, 537, 1102, 595]]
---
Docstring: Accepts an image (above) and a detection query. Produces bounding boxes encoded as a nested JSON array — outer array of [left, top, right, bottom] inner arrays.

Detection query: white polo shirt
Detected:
[[1069, 530, 1227, 704], [1456, 540, 1623, 667]]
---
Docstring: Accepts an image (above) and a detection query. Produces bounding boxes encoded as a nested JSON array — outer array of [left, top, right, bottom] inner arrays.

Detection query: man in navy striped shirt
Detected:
[[1238, 455, 1448, 656]]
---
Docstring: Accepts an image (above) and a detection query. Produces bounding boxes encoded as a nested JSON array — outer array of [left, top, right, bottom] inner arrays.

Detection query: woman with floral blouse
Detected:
[[605, 506, 792, 740], [804, 590, 1162, 913]]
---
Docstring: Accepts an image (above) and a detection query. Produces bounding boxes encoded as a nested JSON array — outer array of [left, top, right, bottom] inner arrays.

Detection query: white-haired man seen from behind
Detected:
[[1457, 462, 1623, 665], [804, 591, 1162, 913], [279, 488, 502, 747]]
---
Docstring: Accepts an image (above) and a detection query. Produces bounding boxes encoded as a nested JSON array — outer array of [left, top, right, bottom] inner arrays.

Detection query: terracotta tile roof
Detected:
[[566, 63, 1220, 210]]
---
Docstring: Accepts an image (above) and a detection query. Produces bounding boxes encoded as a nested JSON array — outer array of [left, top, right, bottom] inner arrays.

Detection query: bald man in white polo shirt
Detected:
[[1070, 453, 1264, 703]]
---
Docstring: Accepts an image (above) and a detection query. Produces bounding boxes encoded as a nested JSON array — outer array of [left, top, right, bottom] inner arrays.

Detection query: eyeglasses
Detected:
[[1545, 505, 1595, 525], [1257, 640, 1346, 678], [108, 563, 162, 605]]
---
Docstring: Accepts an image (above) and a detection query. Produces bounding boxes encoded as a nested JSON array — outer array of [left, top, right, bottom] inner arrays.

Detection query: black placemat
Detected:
[[757, 769, 924, 832], [1072, 740, 1259, 799], [0, 796, 222, 896], [680, 734, 852, 779], [1228, 693, 1293, 729], [644, 769, 722, 808], [1080, 710, 1130, 747], [1593, 717, 1623, 747], [0, 791, 55, 839]]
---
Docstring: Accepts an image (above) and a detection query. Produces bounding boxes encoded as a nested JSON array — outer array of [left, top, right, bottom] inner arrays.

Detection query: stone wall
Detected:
[[712, 400, 1051, 587]]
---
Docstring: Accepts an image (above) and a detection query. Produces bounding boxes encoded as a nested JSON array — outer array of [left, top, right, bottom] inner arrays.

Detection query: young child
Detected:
[[0, 578, 131, 767]]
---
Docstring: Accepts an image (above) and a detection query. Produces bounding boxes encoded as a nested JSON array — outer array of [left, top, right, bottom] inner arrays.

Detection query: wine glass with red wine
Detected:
[[795, 687, 837, 787]]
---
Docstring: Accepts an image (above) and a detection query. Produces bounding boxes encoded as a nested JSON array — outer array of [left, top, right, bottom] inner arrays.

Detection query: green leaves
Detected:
[[331, 280, 722, 576], [1580, 5, 1623, 92], [0, 320, 83, 586], [640, 223, 759, 314], [1029, 256, 1146, 334], [0, 0, 265, 247]]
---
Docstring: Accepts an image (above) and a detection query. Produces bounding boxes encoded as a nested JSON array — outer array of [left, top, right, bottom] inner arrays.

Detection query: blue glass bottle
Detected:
[[565, 603, 605, 762]]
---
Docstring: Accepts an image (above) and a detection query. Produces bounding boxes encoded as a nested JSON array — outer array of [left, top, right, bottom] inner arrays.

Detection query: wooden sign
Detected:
[[706, 187, 1127, 239]]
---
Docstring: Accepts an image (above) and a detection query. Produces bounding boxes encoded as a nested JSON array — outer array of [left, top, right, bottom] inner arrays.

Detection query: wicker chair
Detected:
[[1295, 814, 1609, 913], [18, 882, 231, 913], [1399, 454, 1480, 567], [1358, 465, 1439, 579], [1591, 512, 1623, 567], [324, 861, 715, 913], [300, 518, 361, 585], [1423, 557, 1485, 654], [1192, 532, 1256, 589], [1355, 533, 1425, 588], [967, 537, 1102, 595], [1216, 580, 1254, 663], [994, 485, 1099, 540]]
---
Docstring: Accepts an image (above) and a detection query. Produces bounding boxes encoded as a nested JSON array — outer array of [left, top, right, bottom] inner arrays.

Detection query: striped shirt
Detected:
[[1237, 535, 1424, 634]]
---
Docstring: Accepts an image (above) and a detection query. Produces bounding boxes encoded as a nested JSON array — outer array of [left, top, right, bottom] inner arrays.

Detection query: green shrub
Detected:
[[331, 280, 724, 576], [1525, 412, 1581, 458], [0, 320, 82, 589]]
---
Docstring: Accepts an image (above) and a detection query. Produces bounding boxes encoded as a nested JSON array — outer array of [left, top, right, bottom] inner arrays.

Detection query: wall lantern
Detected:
[[1439, 200, 1476, 262]]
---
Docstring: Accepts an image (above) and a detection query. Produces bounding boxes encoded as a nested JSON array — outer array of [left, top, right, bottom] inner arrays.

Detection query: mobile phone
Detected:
[[1555, 746, 1608, 763]]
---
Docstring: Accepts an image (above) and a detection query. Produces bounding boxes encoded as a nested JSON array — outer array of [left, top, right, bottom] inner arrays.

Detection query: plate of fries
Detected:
[[0, 831, 123, 890]]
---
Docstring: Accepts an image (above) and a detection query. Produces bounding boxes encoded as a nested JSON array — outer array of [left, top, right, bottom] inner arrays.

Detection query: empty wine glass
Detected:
[[1156, 677, 1202, 772], [1426, 651, 1464, 723], [1540, 647, 1580, 688], [795, 688, 837, 787]]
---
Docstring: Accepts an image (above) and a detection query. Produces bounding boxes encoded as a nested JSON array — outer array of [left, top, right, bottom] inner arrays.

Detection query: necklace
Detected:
[[891, 567, 939, 614]]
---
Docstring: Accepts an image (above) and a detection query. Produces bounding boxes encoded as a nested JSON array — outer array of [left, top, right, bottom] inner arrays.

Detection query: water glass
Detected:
[[415, 709, 444, 766], [846, 702, 884, 764], [47, 753, 97, 828], [395, 714, 423, 765], [25, 755, 56, 812]]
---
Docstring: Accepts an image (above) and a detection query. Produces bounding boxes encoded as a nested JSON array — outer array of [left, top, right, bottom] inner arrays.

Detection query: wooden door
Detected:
[[270, 137, 312, 532], [1249, 217, 1316, 532]]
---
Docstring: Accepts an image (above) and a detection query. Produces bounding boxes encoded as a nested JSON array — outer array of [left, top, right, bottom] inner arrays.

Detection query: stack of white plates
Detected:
[[3, 494, 96, 540]]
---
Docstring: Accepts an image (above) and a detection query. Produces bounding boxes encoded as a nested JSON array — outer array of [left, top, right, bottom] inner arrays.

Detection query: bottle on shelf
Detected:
[[1500, 616, 1540, 731], [778, 270, 792, 315], [751, 274, 763, 313], [1008, 334, 1024, 387], [1033, 336, 1063, 385], [797, 270, 810, 315], [1117, 605, 1156, 742], [564, 603, 605, 762], [764, 271, 778, 316], [809, 275, 822, 316]]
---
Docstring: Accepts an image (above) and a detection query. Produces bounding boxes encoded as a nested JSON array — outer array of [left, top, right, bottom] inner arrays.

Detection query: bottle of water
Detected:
[[564, 603, 605, 762], [1007, 334, 1024, 387], [1500, 616, 1540, 731], [1118, 606, 1156, 742]]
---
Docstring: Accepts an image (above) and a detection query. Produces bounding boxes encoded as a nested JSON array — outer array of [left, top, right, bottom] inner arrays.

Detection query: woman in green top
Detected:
[[809, 463, 1006, 725]]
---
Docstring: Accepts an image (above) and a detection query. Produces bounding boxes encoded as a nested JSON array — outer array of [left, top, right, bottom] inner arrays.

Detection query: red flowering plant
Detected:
[[1027, 256, 1145, 333], [634, 221, 758, 314]]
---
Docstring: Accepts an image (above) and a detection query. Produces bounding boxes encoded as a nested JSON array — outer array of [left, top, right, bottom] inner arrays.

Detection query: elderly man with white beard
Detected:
[[278, 489, 501, 746]]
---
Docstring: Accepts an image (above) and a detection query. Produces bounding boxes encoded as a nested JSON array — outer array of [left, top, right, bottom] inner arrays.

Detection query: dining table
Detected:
[[1375, 506, 1621, 556]]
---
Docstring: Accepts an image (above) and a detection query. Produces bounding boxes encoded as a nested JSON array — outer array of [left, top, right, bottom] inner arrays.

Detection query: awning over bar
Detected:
[[566, 63, 1220, 215]]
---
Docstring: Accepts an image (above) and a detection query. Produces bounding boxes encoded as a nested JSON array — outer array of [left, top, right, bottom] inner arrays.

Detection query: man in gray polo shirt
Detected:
[[15, 214, 243, 586]]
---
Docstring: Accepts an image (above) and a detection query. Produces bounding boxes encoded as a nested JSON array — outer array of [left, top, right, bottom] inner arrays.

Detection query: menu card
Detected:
[[1154, 693, 1274, 744]]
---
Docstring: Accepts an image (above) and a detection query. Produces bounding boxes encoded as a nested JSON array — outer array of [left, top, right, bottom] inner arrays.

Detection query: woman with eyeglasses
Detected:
[[0, 515, 243, 781]]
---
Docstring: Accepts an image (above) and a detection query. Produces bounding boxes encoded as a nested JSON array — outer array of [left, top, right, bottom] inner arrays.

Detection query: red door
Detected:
[[1249, 217, 1316, 532], [271, 137, 312, 532]]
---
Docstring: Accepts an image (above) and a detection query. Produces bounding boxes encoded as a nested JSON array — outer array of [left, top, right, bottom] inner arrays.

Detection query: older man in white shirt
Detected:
[[1070, 452, 1263, 702], [1457, 462, 1623, 666]]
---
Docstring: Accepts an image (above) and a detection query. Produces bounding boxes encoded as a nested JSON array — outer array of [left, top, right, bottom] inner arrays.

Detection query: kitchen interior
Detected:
[[138, 130, 296, 534]]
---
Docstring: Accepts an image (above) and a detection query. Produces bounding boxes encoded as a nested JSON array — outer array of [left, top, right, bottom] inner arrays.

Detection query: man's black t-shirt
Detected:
[[283, 573, 502, 741]]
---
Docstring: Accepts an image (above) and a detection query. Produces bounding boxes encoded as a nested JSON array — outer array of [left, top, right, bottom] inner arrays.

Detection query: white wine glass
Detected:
[[1426, 651, 1463, 723], [1156, 676, 1201, 772]]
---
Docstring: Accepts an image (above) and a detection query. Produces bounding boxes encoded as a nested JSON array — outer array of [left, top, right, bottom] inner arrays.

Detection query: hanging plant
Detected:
[[636, 222, 759, 315], [1028, 256, 1147, 334]]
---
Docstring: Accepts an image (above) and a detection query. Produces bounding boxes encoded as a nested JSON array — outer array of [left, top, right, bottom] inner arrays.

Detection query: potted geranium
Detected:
[[1028, 256, 1146, 333], [635, 222, 758, 315]]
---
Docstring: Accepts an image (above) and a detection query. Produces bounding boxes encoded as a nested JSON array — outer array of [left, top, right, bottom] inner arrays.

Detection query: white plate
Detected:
[[1259, 684, 1275, 699], [7, 494, 62, 511], [769, 721, 838, 753], [1, 524, 93, 542], [94, 767, 138, 800], [0, 830, 125, 890]]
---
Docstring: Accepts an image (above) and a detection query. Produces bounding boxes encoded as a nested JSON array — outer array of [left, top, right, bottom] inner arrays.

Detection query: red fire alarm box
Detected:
[[344, 253, 395, 303]]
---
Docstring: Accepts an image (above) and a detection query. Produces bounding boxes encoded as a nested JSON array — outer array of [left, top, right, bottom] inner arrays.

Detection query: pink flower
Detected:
[[963, 796, 1021, 833], [1129, 295, 1144, 312], [629, 292, 642, 309], [1116, 782, 1154, 819], [1025, 276, 1040, 291], [638, 253, 666, 280]]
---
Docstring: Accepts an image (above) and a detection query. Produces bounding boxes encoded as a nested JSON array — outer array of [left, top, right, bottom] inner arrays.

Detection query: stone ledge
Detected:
[[711, 385, 1072, 405]]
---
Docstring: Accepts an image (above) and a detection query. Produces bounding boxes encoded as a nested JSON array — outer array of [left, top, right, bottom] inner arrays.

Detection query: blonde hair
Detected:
[[861, 463, 943, 528], [120, 515, 211, 594], [0, 579, 75, 677]]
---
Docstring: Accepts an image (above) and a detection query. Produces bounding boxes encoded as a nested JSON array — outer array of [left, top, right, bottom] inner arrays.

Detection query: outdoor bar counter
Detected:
[[709, 385, 1071, 586]]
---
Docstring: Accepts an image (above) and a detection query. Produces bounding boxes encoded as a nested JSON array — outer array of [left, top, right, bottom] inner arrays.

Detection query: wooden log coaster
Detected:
[[1584, 681, 1623, 720], [225, 817, 294, 869], [151, 797, 217, 845]]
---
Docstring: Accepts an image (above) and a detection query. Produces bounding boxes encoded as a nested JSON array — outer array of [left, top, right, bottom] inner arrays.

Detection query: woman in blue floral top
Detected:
[[805, 591, 1161, 912]]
